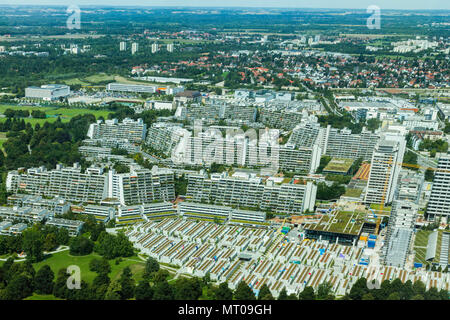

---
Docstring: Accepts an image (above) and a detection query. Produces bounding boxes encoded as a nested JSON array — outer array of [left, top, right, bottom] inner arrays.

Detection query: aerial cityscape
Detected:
[[0, 2, 448, 304]]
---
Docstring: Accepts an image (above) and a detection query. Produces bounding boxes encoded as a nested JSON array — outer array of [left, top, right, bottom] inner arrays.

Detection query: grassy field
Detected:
[[24, 294, 63, 300], [414, 230, 432, 264], [63, 73, 116, 86], [0, 104, 112, 125], [343, 188, 363, 198], [32, 251, 146, 285], [370, 203, 392, 213]]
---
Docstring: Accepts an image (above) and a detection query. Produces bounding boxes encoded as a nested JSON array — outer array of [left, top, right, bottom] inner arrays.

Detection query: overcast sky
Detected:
[[0, 0, 448, 10]]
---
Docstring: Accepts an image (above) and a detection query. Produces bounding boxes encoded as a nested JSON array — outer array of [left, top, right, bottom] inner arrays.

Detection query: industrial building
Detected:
[[25, 84, 70, 101]]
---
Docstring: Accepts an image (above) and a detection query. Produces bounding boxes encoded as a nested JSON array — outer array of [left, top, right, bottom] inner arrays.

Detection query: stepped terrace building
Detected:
[[259, 108, 303, 130], [157, 124, 321, 173], [7, 164, 175, 206], [107, 166, 175, 205], [7, 194, 70, 216], [6, 163, 107, 204], [145, 122, 185, 155], [87, 118, 147, 144], [186, 171, 316, 214], [288, 118, 380, 161]]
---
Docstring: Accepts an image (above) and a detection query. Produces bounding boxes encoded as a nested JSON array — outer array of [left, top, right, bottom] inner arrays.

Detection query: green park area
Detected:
[[1, 250, 148, 300], [0, 250, 146, 285], [0, 104, 112, 125]]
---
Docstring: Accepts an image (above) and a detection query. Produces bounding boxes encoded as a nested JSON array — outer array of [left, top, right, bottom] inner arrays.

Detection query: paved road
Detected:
[[0, 245, 69, 262]]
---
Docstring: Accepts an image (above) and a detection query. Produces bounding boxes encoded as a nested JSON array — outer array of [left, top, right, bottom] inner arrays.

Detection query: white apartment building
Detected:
[[383, 200, 417, 268], [6, 164, 175, 206], [131, 42, 138, 54], [288, 119, 380, 161], [151, 43, 159, 53], [427, 154, 450, 221], [87, 118, 147, 144], [6, 164, 108, 204], [106, 82, 157, 94], [364, 134, 406, 205], [120, 41, 127, 51], [186, 172, 316, 213], [107, 166, 175, 205]]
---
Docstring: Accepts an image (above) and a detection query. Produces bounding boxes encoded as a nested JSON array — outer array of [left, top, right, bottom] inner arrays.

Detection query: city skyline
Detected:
[[0, 0, 449, 10]]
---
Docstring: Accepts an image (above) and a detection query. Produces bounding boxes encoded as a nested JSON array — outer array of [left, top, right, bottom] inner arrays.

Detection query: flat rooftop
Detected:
[[304, 211, 366, 236], [323, 158, 354, 174]]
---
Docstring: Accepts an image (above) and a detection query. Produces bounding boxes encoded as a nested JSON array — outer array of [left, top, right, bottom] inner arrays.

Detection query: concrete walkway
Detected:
[[0, 245, 69, 262]]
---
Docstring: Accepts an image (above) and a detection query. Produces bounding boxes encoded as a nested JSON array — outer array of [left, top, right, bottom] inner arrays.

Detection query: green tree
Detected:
[[277, 288, 289, 300], [298, 286, 316, 300], [69, 236, 94, 256], [33, 265, 54, 295], [153, 279, 174, 300], [53, 268, 69, 299], [362, 293, 374, 300], [92, 272, 110, 300], [399, 280, 414, 300], [4, 274, 33, 300], [366, 118, 381, 132], [425, 168, 434, 182], [144, 257, 160, 279], [89, 257, 111, 275], [135, 280, 154, 300], [105, 280, 122, 300], [56, 228, 70, 246], [316, 282, 334, 300], [174, 277, 203, 300], [349, 277, 368, 300], [118, 266, 135, 300], [258, 284, 273, 300], [22, 228, 44, 262], [234, 281, 255, 300], [387, 292, 400, 300], [424, 287, 441, 300], [413, 280, 426, 296], [214, 282, 233, 300], [43, 233, 58, 252]]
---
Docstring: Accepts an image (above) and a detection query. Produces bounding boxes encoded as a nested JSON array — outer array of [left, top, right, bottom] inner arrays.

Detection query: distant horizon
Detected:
[[0, 0, 448, 11]]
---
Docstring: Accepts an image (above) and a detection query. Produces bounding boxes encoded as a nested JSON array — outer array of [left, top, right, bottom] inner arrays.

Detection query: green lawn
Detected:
[[0, 104, 112, 125], [343, 188, 362, 198], [32, 251, 145, 284], [370, 203, 392, 213], [414, 230, 432, 265], [24, 293, 63, 300]]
